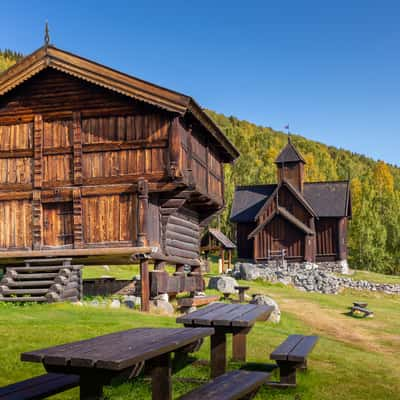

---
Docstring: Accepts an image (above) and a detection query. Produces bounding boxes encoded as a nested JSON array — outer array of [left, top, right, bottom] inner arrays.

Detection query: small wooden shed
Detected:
[[201, 228, 236, 272]]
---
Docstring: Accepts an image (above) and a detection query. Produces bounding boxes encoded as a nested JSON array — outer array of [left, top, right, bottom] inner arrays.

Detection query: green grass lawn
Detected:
[[342, 269, 400, 284], [1, 273, 400, 400]]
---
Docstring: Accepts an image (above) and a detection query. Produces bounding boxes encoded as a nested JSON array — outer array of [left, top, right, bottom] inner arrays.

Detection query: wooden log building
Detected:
[[0, 42, 239, 307], [201, 228, 236, 272], [230, 138, 351, 263]]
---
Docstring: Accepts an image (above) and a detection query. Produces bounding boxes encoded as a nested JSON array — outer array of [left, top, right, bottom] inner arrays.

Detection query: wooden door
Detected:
[[43, 203, 74, 248]]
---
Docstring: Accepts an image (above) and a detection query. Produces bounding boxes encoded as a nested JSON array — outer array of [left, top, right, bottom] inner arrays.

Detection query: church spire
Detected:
[[275, 134, 306, 192]]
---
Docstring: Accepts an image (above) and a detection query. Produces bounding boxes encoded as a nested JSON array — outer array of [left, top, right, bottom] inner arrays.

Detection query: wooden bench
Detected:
[[0, 373, 79, 400], [179, 370, 270, 400], [234, 286, 250, 303], [351, 305, 374, 317], [177, 295, 219, 308], [269, 334, 319, 387]]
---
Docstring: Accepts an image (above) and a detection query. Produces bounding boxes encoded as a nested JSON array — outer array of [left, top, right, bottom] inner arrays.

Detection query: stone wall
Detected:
[[233, 262, 400, 295]]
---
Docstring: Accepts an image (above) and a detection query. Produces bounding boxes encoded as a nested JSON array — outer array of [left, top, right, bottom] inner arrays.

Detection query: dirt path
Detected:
[[277, 296, 400, 355]]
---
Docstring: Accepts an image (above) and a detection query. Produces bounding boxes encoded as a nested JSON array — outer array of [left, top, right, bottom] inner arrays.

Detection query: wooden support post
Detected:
[[73, 188, 83, 249], [137, 178, 149, 247], [168, 117, 181, 179], [32, 190, 42, 250], [150, 352, 172, 400], [232, 327, 250, 362], [140, 258, 150, 312], [221, 249, 225, 273], [228, 249, 232, 270], [276, 361, 297, 385], [154, 261, 166, 271], [338, 217, 347, 260], [211, 329, 226, 378], [33, 115, 43, 189], [73, 112, 83, 185]]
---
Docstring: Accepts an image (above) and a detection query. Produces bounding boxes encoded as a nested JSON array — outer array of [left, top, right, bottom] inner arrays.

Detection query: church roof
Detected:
[[0, 45, 239, 162], [230, 185, 276, 223], [248, 206, 314, 238], [230, 181, 351, 223], [275, 139, 306, 164]]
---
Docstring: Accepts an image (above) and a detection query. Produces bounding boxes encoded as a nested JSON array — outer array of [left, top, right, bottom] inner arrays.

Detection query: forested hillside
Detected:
[[207, 111, 400, 275], [1, 51, 399, 274], [0, 49, 22, 72]]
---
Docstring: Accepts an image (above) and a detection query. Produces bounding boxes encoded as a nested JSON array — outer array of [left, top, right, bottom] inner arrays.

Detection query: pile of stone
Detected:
[[232, 262, 400, 295]]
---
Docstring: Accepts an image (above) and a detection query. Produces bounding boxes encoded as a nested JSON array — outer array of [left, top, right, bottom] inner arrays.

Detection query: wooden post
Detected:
[[73, 188, 83, 248], [32, 190, 42, 250], [338, 217, 347, 260], [221, 249, 225, 273], [232, 328, 250, 362], [210, 329, 226, 378], [154, 261, 166, 271], [73, 112, 83, 185], [33, 115, 43, 189], [168, 117, 181, 179], [228, 249, 232, 270], [150, 353, 172, 400], [136, 178, 149, 247], [140, 258, 150, 312]]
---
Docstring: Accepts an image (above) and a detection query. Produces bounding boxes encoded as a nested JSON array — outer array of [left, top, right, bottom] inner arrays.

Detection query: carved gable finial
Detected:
[[44, 21, 50, 47]]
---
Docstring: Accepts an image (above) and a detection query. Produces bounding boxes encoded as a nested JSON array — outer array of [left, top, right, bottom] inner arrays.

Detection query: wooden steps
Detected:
[[0, 258, 83, 303]]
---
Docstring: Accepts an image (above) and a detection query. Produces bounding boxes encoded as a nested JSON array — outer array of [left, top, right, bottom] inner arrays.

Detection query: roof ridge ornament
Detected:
[[284, 124, 291, 143], [44, 21, 50, 48]]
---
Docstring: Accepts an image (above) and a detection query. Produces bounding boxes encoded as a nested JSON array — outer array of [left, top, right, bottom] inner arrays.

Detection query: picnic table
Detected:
[[21, 327, 214, 400], [177, 302, 273, 378]]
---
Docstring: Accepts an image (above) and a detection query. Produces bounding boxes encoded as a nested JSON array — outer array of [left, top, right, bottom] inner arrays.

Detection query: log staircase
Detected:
[[0, 258, 83, 303]]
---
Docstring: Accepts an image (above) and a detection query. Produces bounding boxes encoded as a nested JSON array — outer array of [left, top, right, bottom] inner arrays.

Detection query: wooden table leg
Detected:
[[232, 327, 251, 362], [79, 373, 104, 400], [277, 361, 297, 385], [151, 352, 172, 400], [210, 329, 226, 378]]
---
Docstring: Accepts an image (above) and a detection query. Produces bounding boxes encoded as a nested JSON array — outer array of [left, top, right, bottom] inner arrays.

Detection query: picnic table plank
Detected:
[[270, 334, 304, 361], [288, 335, 319, 362], [176, 302, 226, 324], [21, 327, 214, 400]]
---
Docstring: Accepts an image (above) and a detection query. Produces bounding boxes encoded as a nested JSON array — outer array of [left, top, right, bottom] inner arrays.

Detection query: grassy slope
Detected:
[[1, 270, 400, 400]]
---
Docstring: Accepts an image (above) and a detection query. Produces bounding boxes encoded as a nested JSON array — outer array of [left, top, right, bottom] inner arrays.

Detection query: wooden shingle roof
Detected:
[[0, 45, 239, 162], [231, 181, 351, 222], [207, 228, 236, 249], [275, 139, 306, 164]]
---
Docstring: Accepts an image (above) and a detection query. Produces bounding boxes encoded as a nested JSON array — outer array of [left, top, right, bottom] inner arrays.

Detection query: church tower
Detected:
[[275, 137, 306, 192]]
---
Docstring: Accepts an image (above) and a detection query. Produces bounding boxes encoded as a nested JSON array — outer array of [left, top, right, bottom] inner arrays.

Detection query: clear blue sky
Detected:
[[1, 0, 399, 165]]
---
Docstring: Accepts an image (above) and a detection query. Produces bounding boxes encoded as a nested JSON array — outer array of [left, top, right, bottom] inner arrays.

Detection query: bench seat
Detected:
[[179, 370, 270, 400], [0, 373, 80, 400], [269, 334, 318, 386], [351, 306, 373, 317]]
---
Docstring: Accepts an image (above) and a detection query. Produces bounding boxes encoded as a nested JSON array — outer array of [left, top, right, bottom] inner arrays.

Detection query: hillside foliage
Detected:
[[1, 52, 399, 274], [0, 49, 22, 73], [207, 111, 400, 275]]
